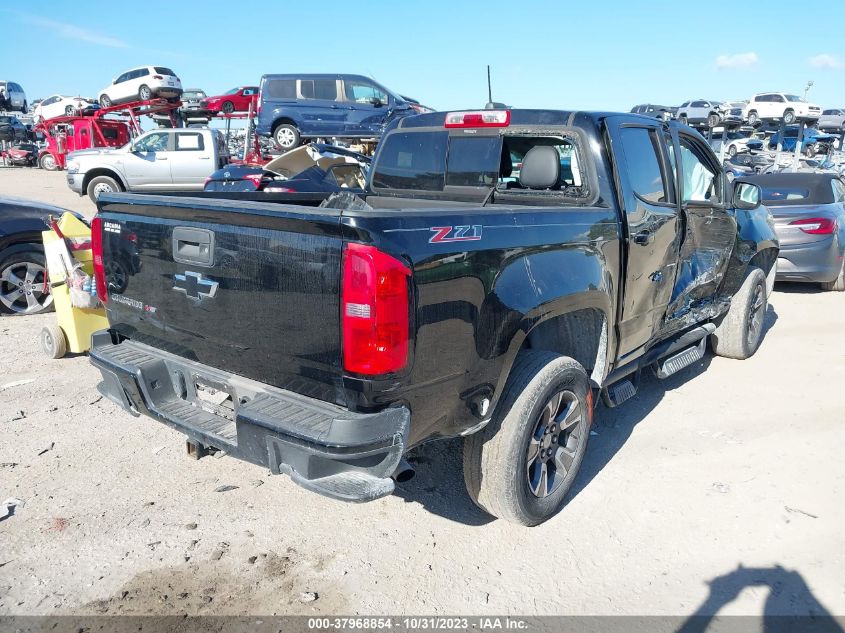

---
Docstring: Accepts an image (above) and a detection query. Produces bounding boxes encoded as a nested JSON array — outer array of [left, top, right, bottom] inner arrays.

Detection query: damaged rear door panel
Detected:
[[607, 117, 682, 357]]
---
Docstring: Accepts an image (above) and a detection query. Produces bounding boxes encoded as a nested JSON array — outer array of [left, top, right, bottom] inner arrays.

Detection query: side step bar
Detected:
[[601, 323, 716, 406], [655, 337, 707, 379], [602, 370, 640, 408]]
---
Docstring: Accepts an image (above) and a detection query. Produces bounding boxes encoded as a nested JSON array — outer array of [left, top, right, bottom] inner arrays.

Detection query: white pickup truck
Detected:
[[66, 128, 229, 202]]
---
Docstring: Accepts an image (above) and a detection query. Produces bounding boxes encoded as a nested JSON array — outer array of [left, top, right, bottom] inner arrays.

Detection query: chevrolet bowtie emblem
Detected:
[[173, 271, 218, 301]]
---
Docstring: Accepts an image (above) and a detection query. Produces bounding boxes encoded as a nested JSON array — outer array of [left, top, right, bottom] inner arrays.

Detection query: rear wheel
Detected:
[[711, 266, 767, 360], [463, 351, 592, 526], [820, 259, 845, 291], [99, 94, 112, 108], [221, 100, 235, 114], [86, 175, 122, 203], [783, 109, 796, 124], [40, 325, 67, 359], [748, 110, 759, 125], [274, 124, 300, 150], [138, 85, 153, 101], [679, 115, 688, 126], [0, 251, 53, 315]]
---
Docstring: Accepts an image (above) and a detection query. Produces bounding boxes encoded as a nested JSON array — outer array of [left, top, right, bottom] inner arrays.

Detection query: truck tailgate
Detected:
[[96, 194, 346, 405]]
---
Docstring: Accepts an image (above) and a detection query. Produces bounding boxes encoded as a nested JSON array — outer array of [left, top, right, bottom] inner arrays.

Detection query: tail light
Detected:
[[244, 173, 264, 188], [90, 216, 108, 304], [789, 217, 836, 235], [341, 243, 411, 376], [444, 110, 510, 128]]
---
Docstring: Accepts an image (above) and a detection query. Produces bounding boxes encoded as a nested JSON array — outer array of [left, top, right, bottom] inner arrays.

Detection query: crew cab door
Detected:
[[663, 129, 736, 322], [121, 130, 173, 189], [169, 131, 214, 188], [607, 117, 682, 356]]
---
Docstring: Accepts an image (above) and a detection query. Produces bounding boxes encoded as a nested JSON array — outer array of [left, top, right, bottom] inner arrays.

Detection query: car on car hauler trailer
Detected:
[[35, 98, 181, 172], [88, 109, 778, 525]]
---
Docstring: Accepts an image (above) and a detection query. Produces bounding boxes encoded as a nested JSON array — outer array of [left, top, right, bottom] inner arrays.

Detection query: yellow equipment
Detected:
[[39, 213, 108, 358]]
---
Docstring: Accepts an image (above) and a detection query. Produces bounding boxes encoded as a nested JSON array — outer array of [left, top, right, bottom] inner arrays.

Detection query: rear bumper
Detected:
[[775, 237, 843, 283], [89, 331, 409, 502]]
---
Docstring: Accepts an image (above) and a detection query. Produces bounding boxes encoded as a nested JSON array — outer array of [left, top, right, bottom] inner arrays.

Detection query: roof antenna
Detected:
[[485, 65, 509, 110]]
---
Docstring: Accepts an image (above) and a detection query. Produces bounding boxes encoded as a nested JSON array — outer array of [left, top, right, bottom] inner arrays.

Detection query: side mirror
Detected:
[[733, 182, 761, 210]]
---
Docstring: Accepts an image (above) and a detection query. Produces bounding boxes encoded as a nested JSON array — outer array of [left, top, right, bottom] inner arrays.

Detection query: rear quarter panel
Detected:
[[344, 205, 620, 445]]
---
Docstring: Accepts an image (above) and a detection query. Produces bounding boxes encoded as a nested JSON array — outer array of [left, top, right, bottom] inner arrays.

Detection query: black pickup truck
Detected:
[[89, 109, 778, 525]]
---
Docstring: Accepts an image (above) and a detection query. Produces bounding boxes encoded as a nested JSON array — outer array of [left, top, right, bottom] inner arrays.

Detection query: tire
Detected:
[[783, 109, 796, 124], [0, 250, 54, 315], [65, 105, 75, 116], [463, 351, 593, 526], [221, 100, 235, 114], [86, 175, 122, 203], [40, 325, 67, 359], [99, 94, 112, 108], [138, 85, 153, 101], [679, 115, 688, 126], [820, 258, 845, 292], [39, 153, 57, 171], [711, 266, 767, 360], [274, 123, 301, 150], [803, 143, 816, 158], [765, 262, 777, 298], [728, 144, 737, 157], [747, 111, 759, 125], [707, 113, 721, 128]]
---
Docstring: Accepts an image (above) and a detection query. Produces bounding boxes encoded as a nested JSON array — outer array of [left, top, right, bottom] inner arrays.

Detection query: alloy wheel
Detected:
[[746, 282, 765, 346], [0, 261, 52, 314], [525, 389, 583, 498], [277, 128, 296, 148]]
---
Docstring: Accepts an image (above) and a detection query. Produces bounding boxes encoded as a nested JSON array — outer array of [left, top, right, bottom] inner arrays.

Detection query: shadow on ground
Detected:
[[395, 304, 778, 526], [678, 564, 844, 633], [773, 281, 826, 295]]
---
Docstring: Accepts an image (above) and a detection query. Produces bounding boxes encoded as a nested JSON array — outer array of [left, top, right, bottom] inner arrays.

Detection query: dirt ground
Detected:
[[1, 168, 843, 618]]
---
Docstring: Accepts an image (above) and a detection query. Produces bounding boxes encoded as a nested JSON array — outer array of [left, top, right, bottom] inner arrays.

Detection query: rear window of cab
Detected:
[[371, 130, 588, 198]]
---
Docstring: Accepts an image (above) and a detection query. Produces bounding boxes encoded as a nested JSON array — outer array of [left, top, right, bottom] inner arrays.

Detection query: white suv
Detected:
[[745, 93, 821, 125], [98, 66, 182, 107]]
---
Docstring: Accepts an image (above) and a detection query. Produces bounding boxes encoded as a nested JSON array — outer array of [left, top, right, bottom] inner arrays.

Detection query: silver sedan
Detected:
[[742, 173, 845, 291]]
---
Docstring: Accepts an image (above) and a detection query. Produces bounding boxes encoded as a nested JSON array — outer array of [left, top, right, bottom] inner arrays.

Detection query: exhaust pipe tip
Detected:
[[392, 459, 415, 483]]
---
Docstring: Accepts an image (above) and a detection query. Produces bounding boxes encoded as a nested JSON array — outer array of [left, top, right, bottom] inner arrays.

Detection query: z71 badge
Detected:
[[429, 225, 483, 243]]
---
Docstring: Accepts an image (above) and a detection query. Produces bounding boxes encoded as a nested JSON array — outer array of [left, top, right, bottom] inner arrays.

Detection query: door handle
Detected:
[[198, 156, 210, 160], [157, 157, 168, 160], [633, 230, 654, 245]]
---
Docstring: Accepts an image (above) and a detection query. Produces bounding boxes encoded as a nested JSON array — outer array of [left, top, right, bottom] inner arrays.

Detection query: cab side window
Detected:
[[134, 132, 170, 152], [175, 132, 204, 151], [618, 127, 671, 204], [678, 135, 720, 203]]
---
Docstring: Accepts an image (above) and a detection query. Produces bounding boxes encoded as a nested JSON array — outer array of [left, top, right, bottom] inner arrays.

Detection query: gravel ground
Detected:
[[1, 168, 844, 618]]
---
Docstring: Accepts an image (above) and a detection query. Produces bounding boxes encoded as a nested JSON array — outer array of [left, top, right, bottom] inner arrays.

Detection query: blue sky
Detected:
[[2, 1, 844, 112]]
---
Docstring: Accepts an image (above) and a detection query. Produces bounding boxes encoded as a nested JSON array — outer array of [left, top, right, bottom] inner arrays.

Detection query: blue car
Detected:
[[256, 74, 421, 150], [768, 126, 838, 156]]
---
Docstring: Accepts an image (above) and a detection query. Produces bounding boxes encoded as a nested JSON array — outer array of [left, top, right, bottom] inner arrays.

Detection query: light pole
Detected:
[[804, 81, 814, 99]]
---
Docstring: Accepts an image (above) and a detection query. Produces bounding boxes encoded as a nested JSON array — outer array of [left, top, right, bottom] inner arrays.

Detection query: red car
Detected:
[[201, 86, 259, 114]]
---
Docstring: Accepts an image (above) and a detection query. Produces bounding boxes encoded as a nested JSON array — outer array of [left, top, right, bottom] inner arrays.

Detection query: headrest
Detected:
[[519, 146, 560, 190]]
